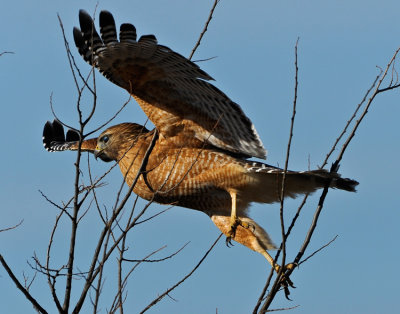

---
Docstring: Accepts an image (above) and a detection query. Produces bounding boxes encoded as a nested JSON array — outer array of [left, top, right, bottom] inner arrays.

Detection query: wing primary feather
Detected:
[[78, 10, 103, 60], [72, 27, 87, 60], [43, 121, 57, 151], [42, 120, 67, 152], [138, 34, 157, 44], [99, 10, 117, 45], [119, 23, 137, 42], [51, 119, 66, 142], [66, 129, 81, 142], [42, 120, 81, 152]]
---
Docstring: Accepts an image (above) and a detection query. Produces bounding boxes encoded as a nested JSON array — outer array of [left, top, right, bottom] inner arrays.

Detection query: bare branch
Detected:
[[140, 234, 223, 313], [298, 235, 338, 266], [72, 131, 159, 314], [84, 94, 133, 138], [122, 242, 189, 263], [321, 74, 380, 168], [188, 0, 220, 60], [0, 219, 23, 233], [255, 42, 400, 313], [46, 211, 66, 312], [0, 255, 48, 314], [289, 52, 400, 277], [192, 56, 218, 63], [57, 14, 95, 97], [335, 48, 400, 164], [22, 271, 37, 291], [39, 190, 73, 220], [260, 39, 300, 310], [0, 51, 14, 56], [266, 305, 300, 312], [134, 207, 172, 226]]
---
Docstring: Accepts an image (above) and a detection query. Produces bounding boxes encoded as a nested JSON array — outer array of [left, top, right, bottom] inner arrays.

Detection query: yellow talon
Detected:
[[226, 217, 251, 246], [274, 262, 296, 274]]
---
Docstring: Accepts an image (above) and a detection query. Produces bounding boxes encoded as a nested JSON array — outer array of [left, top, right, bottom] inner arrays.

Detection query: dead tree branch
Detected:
[[140, 233, 223, 313], [256, 46, 400, 313], [0, 255, 48, 314], [298, 235, 338, 267], [0, 51, 14, 56], [188, 0, 220, 60], [0, 219, 23, 233]]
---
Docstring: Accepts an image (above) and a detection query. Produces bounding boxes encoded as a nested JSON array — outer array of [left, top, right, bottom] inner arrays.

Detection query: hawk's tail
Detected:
[[244, 162, 358, 204]]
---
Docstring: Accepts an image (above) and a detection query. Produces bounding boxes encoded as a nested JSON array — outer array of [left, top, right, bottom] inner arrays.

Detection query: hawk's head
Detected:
[[94, 123, 149, 162]]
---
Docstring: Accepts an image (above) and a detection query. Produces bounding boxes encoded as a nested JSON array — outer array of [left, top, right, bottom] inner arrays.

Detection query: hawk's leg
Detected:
[[226, 191, 251, 246], [210, 214, 295, 297], [261, 250, 295, 278], [260, 250, 296, 296]]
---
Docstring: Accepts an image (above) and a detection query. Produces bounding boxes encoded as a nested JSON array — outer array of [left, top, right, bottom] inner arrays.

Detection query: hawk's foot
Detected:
[[274, 263, 297, 299], [274, 262, 296, 275], [225, 218, 251, 247]]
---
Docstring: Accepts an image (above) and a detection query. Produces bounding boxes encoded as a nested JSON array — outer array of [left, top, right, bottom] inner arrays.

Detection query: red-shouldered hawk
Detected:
[[43, 10, 358, 286]]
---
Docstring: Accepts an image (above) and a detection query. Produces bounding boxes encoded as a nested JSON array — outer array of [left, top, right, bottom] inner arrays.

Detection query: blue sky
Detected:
[[1, 1, 400, 313]]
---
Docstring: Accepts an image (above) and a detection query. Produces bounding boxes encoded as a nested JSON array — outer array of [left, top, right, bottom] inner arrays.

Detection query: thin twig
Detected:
[[23, 271, 37, 291], [298, 235, 338, 266], [257, 44, 400, 313], [0, 255, 48, 314], [135, 207, 172, 225], [188, 0, 220, 60], [321, 74, 380, 168], [266, 305, 300, 312], [122, 242, 189, 263], [259, 38, 300, 311], [284, 54, 398, 291], [57, 14, 95, 95], [192, 56, 218, 63], [0, 219, 23, 233], [72, 131, 159, 314], [336, 48, 400, 164], [298, 53, 400, 267], [0, 51, 14, 56], [39, 190, 73, 220], [291, 50, 400, 265], [46, 211, 65, 313], [140, 234, 223, 313], [111, 245, 168, 313]]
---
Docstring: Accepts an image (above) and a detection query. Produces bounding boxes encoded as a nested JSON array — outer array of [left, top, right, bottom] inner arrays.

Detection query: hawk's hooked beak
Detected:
[[93, 144, 113, 162], [94, 145, 103, 160]]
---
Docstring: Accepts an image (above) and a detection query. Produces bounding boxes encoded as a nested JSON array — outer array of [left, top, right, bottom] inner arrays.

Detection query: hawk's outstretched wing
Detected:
[[43, 120, 97, 152], [73, 10, 267, 159]]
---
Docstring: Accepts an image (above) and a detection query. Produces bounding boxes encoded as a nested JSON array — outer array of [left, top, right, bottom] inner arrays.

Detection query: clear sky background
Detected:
[[1, 1, 399, 313]]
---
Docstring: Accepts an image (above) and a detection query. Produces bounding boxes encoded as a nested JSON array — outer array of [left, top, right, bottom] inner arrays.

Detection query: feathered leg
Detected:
[[226, 190, 251, 246], [211, 214, 295, 291]]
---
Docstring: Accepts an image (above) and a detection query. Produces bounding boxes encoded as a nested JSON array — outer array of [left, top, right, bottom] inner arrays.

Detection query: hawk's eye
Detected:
[[101, 135, 109, 143]]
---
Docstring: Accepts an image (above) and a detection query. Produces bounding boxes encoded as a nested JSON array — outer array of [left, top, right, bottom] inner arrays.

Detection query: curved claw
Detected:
[[283, 285, 292, 300], [225, 217, 253, 248], [225, 218, 239, 247], [225, 225, 236, 247], [281, 275, 296, 300], [275, 263, 297, 299], [280, 274, 295, 289], [225, 236, 234, 247]]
